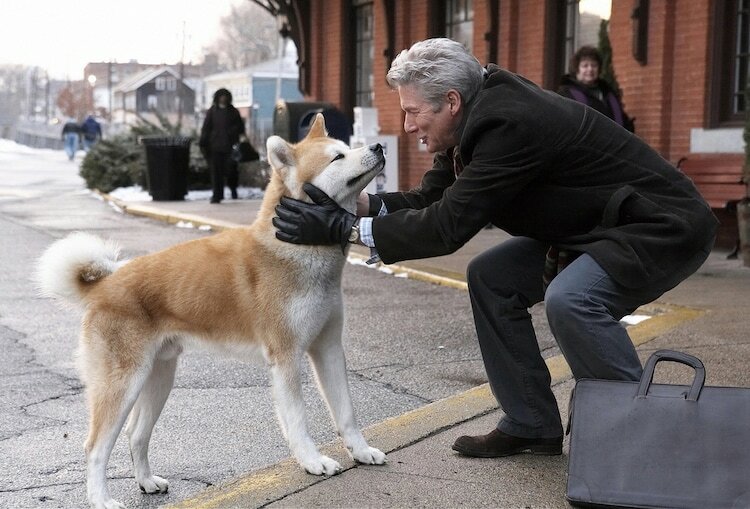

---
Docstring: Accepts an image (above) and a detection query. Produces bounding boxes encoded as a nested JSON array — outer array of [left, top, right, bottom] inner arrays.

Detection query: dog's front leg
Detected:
[[307, 315, 386, 466], [270, 355, 342, 476]]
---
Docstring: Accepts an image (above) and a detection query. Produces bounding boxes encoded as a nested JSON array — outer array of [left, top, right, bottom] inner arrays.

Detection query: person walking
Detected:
[[80, 115, 102, 151], [61, 118, 81, 161], [558, 45, 634, 132], [199, 88, 246, 203], [273, 38, 717, 458]]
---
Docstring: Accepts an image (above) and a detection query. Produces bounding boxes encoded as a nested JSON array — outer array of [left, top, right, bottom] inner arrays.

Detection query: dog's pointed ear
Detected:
[[266, 135, 294, 174], [305, 113, 327, 139]]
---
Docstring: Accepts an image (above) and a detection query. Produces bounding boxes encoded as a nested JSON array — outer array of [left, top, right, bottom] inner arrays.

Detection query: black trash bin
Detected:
[[140, 136, 192, 201]]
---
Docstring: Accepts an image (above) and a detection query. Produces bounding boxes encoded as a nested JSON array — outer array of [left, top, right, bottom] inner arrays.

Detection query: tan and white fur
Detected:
[[35, 114, 387, 509]]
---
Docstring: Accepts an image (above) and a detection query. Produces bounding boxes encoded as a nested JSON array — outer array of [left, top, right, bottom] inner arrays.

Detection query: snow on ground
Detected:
[[108, 185, 264, 202], [0, 138, 74, 162]]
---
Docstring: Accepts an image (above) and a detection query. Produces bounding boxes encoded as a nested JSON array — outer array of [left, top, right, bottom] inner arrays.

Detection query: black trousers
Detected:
[[209, 151, 238, 201]]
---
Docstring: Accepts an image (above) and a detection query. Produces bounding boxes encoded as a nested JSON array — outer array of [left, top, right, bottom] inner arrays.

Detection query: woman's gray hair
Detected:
[[386, 38, 485, 111]]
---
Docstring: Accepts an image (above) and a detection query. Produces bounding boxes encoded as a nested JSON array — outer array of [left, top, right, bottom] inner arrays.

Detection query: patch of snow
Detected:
[[620, 314, 651, 325], [107, 185, 265, 202]]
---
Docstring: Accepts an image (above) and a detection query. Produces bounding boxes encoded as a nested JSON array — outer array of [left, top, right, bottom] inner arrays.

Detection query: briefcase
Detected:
[[566, 350, 750, 508]]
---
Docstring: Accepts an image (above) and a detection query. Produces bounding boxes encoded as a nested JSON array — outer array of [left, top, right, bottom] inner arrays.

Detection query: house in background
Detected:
[[202, 42, 303, 150], [256, 0, 746, 248], [84, 58, 218, 123], [111, 67, 196, 129]]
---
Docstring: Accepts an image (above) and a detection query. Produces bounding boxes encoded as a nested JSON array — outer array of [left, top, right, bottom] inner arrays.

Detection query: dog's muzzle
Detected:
[[346, 144, 386, 188]]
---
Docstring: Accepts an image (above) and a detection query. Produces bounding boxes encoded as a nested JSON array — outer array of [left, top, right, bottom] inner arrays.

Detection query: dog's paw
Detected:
[[90, 497, 126, 509], [301, 455, 342, 476], [352, 446, 387, 465], [137, 475, 169, 494]]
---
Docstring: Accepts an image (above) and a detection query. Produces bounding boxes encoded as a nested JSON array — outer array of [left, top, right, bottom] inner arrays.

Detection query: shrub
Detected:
[[79, 134, 145, 193]]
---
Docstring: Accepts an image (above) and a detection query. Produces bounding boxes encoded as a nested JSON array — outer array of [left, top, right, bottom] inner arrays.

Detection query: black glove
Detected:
[[273, 183, 357, 253]]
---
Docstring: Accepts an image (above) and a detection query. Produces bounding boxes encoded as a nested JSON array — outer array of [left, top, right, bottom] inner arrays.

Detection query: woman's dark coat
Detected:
[[199, 90, 244, 154], [558, 74, 634, 132], [372, 66, 717, 289]]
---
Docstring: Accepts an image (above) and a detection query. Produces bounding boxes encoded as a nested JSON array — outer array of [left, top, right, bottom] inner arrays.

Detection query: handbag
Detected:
[[566, 350, 750, 508], [231, 140, 259, 163]]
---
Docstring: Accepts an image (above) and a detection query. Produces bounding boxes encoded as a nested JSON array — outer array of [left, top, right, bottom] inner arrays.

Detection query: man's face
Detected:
[[398, 84, 461, 153]]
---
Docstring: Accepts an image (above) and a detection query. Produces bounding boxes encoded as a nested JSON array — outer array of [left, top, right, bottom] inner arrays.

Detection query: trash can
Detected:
[[273, 101, 352, 143], [140, 136, 192, 201]]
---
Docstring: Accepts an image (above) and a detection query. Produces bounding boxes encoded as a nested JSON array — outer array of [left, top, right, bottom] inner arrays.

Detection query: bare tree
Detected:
[[204, 2, 279, 71]]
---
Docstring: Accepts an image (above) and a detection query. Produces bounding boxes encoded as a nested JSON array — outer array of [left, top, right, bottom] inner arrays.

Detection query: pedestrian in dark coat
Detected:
[[199, 88, 246, 203], [61, 118, 81, 161], [558, 45, 634, 132], [273, 38, 717, 460]]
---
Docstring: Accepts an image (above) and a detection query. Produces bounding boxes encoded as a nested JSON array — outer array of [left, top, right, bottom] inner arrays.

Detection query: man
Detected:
[[61, 118, 81, 161], [80, 115, 102, 151], [273, 39, 717, 457]]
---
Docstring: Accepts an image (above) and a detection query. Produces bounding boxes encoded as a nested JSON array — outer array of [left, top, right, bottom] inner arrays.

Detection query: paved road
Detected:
[[0, 142, 556, 508]]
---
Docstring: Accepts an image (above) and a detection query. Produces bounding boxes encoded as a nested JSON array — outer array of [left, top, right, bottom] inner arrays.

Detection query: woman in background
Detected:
[[558, 46, 634, 132]]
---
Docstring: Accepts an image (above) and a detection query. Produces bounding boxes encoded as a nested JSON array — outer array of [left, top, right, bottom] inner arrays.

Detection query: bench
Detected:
[[677, 154, 746, 209], [677, 154, 747, 256]]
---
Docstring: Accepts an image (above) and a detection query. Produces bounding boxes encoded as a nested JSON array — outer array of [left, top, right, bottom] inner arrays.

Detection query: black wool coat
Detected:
[[199, 105, 244, 154], [372, 66, 718, 289]]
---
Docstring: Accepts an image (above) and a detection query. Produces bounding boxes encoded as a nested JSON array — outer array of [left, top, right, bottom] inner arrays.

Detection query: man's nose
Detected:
[[404, 115, 417, 133]]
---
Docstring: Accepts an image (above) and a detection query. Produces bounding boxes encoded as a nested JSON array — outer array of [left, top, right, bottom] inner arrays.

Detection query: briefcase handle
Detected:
[[636, 350, 706, 401]]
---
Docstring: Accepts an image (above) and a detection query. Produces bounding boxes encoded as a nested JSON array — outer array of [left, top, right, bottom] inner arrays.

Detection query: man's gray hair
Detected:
[[386, 38, 485, 111]]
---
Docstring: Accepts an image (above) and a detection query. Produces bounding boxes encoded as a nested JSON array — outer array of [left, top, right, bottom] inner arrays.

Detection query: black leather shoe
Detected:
[[452, 429, 562, 458]]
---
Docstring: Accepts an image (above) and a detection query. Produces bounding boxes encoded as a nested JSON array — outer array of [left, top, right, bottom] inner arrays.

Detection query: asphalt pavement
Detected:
[[101, 188, 750, 509]]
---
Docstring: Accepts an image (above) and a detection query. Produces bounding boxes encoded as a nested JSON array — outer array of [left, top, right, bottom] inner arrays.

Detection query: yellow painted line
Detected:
[[347, 251, 469, 290], [94, 190, 239, 232], [169, 303, 704, 509]]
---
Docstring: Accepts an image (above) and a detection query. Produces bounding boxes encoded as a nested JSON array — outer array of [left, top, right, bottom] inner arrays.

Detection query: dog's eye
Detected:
[[331, 153, 345, 162]]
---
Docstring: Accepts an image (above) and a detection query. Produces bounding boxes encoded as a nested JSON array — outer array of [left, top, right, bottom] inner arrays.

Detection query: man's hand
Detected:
[[273, 183, 357, 253]]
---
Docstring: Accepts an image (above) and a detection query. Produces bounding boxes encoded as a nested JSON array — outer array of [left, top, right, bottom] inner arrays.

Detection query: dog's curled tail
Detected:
[[36, 232, 123, 305]]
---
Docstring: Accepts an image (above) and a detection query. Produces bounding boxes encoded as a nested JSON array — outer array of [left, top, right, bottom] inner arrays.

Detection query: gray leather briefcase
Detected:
[[566, 350, 750, 508]]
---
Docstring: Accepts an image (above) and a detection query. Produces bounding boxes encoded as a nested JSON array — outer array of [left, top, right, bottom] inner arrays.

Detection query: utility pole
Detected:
[[177, 20, 186, 132]]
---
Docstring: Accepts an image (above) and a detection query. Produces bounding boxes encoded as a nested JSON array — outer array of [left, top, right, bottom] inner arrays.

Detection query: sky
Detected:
[[0, 0, 246, 80], [0, 0, 612, 81]]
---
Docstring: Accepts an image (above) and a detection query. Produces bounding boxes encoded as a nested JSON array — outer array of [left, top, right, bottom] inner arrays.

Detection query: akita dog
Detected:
[[36, 114, 387, 509]]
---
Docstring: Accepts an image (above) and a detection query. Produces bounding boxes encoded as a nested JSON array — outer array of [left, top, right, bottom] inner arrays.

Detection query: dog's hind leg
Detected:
[[125, 340, 181, 495], [81, 334, 155, 509], [307, 311, 386, 466], [270, 352, 342, 476]]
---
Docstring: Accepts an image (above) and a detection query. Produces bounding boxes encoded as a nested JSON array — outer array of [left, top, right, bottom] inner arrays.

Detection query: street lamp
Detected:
[[87, 74, 97, 116]]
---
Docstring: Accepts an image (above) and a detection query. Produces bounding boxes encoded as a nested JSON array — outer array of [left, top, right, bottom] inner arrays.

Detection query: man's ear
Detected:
[[304, 113, 328, 139], [266, 135, 294, 174], [446, 89, 462, 116]]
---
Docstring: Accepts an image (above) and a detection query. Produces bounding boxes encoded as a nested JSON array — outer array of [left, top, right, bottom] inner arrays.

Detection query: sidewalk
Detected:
[[103, 191, 750, 508]]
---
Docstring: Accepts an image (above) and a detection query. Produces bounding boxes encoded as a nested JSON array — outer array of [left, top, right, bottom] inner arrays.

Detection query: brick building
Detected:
[[259, 0, 746, 241]]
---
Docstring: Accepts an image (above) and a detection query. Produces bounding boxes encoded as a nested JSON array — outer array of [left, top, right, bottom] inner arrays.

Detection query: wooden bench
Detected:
[[677, 154, 746, 209]]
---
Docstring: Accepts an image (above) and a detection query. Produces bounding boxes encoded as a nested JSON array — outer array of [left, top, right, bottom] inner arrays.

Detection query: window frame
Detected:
[[709, 0, 750, 127], [353, 0, 374, 108], [445, 0, 474, 51]]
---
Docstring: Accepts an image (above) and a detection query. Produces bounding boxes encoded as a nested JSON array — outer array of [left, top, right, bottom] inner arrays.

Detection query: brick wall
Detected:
[[610, 0, 712, 163], [302, 0, 731, 199]]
